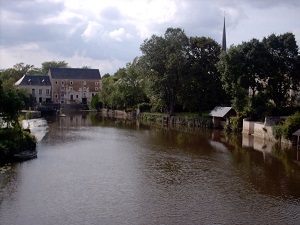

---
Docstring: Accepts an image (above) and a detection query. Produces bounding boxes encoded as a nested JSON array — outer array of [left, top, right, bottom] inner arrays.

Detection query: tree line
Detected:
[[1, 28, 300, 121], [96, 28, 300, 120]]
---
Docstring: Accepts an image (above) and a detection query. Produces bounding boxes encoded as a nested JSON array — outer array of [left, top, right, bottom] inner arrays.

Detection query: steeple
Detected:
[[222, 15, 227, 51]]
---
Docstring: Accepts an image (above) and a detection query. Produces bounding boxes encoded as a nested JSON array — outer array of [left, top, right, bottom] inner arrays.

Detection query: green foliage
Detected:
[[1, 82, 24, 125], [224, 116, 243, 132], [90, 93, 102, 110], [217, 32, 300, 118], [272, 125, 283, 140], [0, 128, 37, 163], [41, 60, 68, 74], [281, 112, 300, 140], [263, 33, 300, 107], [140, 28, 189, 115], [180, 36, 226, 114], [138, 102, 151, 112], [98, 58, 148, 111]]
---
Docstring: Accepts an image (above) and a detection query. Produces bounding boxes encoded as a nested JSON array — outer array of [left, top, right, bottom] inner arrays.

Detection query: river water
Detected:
[[0, 113, 300, 225]]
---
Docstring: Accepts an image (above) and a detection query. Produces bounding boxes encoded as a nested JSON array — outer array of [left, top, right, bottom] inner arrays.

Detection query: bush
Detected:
[[281, 112, 300, 140]]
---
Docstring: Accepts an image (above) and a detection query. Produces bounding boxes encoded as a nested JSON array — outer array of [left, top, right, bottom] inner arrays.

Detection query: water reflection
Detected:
[[0, 113, 300, 225]]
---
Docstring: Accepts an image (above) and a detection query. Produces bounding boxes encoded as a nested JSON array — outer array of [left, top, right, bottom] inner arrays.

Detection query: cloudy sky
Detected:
[[1, 0, 300, 75]]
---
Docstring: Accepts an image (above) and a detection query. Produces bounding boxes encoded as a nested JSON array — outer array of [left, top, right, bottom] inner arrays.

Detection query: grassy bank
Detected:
[[0, 127, 37, 165], [138, 112, 213, 128]]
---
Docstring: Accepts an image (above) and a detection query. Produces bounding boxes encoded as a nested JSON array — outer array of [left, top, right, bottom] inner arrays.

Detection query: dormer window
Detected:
[[28, 79, 31, 82]]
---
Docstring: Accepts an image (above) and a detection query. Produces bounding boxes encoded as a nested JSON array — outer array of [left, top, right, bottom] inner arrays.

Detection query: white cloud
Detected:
[[109, 28, 131, 42], [81, 21, 103, 42], [1, 0, 300, 74]]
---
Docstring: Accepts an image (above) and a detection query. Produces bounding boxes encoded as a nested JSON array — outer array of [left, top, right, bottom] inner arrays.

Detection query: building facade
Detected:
[[48, 68, 101, 104], [15, 74, 52, 103]]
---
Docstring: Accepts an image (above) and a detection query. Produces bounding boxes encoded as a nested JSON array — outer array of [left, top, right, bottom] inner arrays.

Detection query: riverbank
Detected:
[[0, 127, 37, 165]]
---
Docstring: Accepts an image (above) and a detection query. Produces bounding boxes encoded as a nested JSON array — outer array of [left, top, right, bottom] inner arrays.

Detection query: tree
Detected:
[[217, 46, 250, 114], [140, 28, 189, 115], [181, 36, 225, 114], [0, 63, 39, 83], [0, 82, 24, 128], [263, 33, 300, 107], [281, 112, 300, 140], [41, 60, 68, 74]]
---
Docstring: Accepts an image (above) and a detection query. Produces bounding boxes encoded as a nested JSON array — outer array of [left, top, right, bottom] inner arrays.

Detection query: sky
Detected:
[[1, 0, 300, 75]]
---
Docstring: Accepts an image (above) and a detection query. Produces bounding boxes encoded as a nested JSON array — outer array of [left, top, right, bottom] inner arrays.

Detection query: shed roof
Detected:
[[292, 129, 300, 136], [49, 68, 101, 80], [15, 74, 51, 86], [209, 106, 235, 118]]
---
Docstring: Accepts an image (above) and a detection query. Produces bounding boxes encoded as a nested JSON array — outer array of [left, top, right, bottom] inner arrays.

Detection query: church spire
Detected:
[[222, 14, 227, 51]]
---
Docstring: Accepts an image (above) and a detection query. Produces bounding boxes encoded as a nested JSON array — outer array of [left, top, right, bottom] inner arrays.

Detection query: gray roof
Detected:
[[209, 106, 235, 117], [15, 74, 51, 86], [292, 129, 300, 136], [49, 68, 101, 80]]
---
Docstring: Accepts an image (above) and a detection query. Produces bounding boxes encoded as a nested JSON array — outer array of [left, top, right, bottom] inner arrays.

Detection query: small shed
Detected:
[[209, 106, 236, 128], [293, 129, 300, 147]]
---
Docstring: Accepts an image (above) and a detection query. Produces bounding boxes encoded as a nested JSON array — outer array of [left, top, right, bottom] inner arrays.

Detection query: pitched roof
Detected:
[[209, 106, 234, 117], [49, 68, 101, 80], [15, 74, 51, 86], [292, 129, 300, 136]]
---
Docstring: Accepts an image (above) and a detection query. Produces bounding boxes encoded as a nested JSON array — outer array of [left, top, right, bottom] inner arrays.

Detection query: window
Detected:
[[83, 87, 86, 91], [70, 81, 73, 85], [95, 87, 98, 91], [95, 82, 98, 85], [39, 89, 42, 95], [61, 87, 65, 91], [76, 95, 79, 98], [55, 81, 58, 85], [46, 89, 50, 95], [69, 87, 73, 91], [60, 93, 64, 97], [61, 81, 64, 85], [32, 89, 35, 95], [55, 94, 58, 98]]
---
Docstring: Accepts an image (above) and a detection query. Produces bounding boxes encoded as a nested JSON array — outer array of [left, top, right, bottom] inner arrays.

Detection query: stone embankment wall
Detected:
[[137, 113, 213, 128], [242, 116, 290, 144], [99, 109, 136, 119]]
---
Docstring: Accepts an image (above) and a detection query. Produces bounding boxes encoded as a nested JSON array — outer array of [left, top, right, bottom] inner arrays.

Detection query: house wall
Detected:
[[17, 85, 51, 103], [51, 78, 101, 104], [242, 118, 254, 135], [242, 117, 291, 145]]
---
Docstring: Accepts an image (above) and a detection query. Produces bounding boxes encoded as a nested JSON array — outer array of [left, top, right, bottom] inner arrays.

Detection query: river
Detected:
[[0, 112, 300, 225]]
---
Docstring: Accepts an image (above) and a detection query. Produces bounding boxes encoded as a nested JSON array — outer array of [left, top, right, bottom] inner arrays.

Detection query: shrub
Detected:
[[281, 112, 300, 140]]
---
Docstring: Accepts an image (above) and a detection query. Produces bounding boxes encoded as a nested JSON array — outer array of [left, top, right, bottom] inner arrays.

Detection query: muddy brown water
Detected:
[[0, 113, 299, 225]]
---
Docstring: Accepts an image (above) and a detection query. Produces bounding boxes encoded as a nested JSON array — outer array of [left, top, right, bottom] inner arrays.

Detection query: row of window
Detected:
[[31, 89, 50, 95], [54, 93, 94, 98], [60, 87, 98, 91], [54, 80, 99, 86]]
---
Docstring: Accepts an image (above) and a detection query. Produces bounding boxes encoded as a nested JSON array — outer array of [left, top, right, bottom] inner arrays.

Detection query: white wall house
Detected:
[[15, 74, 52, 103]]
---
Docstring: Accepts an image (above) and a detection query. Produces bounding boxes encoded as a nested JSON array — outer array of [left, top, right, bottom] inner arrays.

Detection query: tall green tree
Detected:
[[181, 36, 224, 114], [140, 28, 189, 115], [41, 60, 69, 74], [0, 63, 39, 83], [217, 45, 250, 114], [263, 33, 300, 107], [0, 82, 24, 128]]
